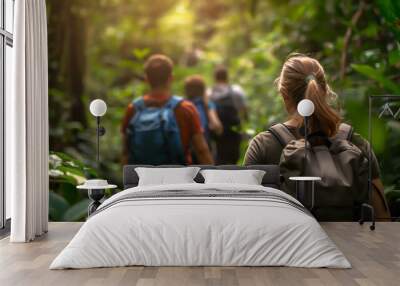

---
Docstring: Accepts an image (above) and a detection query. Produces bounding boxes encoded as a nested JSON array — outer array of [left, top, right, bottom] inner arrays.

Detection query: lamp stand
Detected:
[[304, 116, 309, 174], [87, 189, 105, 216], [95, 116, 106, 168]]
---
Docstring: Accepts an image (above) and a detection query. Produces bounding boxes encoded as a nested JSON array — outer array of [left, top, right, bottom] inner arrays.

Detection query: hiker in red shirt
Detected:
[[121, 54, 213, 165]]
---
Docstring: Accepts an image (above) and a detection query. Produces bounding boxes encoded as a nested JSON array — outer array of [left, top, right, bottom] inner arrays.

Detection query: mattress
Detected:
[[50, 183, 351, 269]]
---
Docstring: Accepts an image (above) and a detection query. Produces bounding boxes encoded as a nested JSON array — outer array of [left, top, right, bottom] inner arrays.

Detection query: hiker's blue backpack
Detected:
[[127, 96, 185, 165]]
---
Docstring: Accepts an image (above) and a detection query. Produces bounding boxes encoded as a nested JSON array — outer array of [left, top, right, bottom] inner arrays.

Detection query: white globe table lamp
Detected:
[[297, 99, 315, 117], [89, 99, 107, 166], [90, 99, 107, 117]]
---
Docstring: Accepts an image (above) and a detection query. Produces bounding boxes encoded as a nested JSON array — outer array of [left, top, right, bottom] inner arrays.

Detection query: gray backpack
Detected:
[[269, 123, 369, 219]]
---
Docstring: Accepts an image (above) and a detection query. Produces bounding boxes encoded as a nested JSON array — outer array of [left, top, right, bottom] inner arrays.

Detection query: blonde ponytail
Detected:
[[277, 55, 341, 137], [305, 77, 340, 137]]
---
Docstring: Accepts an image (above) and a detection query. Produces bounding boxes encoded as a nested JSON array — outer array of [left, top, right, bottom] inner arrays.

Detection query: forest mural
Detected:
[[47, 0, 400, 221]]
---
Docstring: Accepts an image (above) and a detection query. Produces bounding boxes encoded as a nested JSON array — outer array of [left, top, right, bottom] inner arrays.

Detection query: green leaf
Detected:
[[386, 189, 400, 203], [51, 151, 87, 169], [49, 191, 70, 221], [49, 174, 78, 186], [50, 151, 98, 178], [388, 49, 400, 66], [57, 165, 86, 177], [132, 48, 150, 60], [377, 0, 400, 23], [58, 182, 82, 205], [50, 151, 75, 162], [343, 98, 387, 153], [62, 199, 90, 221], [352, 64, 400, 93]]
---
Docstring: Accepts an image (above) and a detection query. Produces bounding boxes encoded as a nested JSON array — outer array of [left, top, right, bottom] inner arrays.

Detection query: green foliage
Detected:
[[47, 0, 400, 218], [377, 0, 400, 40], [49, 191, 69, 221], [49, 152, 98, 221], [352, 64, 400, 94], [385, 186, 400, 217], [62, 199, 92, 221]]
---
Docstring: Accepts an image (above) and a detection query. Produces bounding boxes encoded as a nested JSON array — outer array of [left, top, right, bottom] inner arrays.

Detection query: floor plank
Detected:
[[0, 222, 399, 286]]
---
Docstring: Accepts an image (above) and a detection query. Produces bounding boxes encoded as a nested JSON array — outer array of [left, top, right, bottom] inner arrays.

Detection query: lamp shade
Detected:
[[89, 99, 107, 117], [297, 99, 315, 117]]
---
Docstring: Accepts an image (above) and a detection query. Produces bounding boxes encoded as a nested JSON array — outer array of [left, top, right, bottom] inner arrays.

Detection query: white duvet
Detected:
[[50, 183, 351, 269]]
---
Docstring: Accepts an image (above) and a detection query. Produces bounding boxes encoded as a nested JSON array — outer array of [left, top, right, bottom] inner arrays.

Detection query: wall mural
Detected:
[[46, 0, 400, 221]]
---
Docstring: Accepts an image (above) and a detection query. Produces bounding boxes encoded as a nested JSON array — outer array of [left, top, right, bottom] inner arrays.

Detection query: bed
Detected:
[[50, 165, 350, 269]]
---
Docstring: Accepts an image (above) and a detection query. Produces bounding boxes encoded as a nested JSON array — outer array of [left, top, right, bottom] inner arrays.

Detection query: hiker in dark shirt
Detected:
[[209, 66, 248, 164], [244, 54, 390, 220]]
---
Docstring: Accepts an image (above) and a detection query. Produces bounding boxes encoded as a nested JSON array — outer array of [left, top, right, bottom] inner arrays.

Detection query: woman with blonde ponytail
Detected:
[[244, 54, 390, 220]]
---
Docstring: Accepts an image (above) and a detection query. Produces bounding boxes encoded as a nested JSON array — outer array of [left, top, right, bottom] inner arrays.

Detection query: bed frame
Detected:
[[123, 165, 281, 190]]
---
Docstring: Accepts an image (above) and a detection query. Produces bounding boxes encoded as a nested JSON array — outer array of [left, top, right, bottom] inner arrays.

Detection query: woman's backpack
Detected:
[[269, 123, 369, 220], [212, 86, 241, 135], [127, 96, 185, 165]]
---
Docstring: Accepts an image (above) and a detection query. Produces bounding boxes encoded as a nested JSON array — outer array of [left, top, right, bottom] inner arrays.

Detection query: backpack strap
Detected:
[[132, 97, 146, 112], [228, 85, 234, 95], [192, 97, 205, 107], [165, 95, 183, 109], [336, 123, 354, 141], [191, 97, 208, 117], [162, 96, 185, 164], [268, 124, 297, 147], [133, 96, 183, 111]]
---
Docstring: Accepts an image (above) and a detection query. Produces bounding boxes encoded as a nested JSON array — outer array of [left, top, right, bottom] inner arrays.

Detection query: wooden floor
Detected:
[[0, 222, 399, 286]]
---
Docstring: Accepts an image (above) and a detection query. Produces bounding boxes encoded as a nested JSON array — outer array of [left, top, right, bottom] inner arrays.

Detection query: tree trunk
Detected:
[[48, 0, 87, 128], [66, 7, 87, 128]]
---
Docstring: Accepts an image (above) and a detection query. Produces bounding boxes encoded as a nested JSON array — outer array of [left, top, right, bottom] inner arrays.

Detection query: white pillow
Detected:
[[135, 167, 200, 186], [200, 169, 266, 185]]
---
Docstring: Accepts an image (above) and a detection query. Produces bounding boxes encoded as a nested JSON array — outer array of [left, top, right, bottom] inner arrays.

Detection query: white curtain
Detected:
[[7, 0, 49, 242]]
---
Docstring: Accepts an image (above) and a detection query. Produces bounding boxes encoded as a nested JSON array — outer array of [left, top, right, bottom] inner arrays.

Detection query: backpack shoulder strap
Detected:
[[268, 124, 297, 147], [165, 95, 183, 109], [227, 85, 238, 98], [335, 123, 354, 141], [192, 97, 208, 111], [132, 97, 146, 112], [192, 97, 203, 105]]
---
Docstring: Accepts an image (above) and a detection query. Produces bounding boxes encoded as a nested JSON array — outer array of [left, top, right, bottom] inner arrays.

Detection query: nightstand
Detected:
[[77, 179, 117, 216], [289, 176, 321, 210]]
